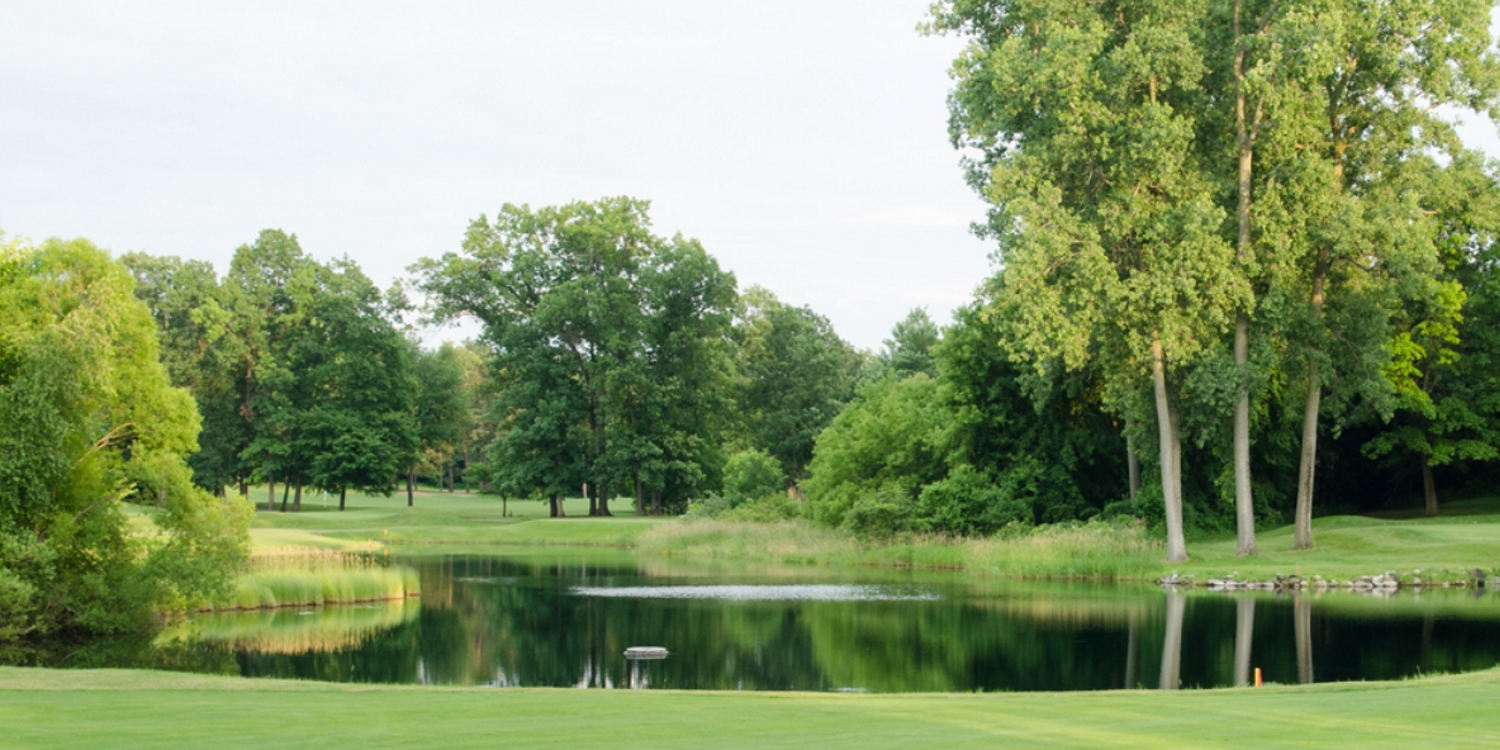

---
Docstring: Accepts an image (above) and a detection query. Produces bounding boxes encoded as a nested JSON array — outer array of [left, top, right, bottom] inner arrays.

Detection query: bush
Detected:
[[916, 465, 1030, 536], [685, 493, 731, 519], [722, 449, 786, 507], [720, 493, 802, 523], [840, 486, 912, 539]]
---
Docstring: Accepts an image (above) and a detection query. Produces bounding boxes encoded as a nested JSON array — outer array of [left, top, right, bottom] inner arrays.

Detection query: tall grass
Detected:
[[160, 598, 420, 654], [215, 547, 421, 611], [636, 518, 1161, 581]]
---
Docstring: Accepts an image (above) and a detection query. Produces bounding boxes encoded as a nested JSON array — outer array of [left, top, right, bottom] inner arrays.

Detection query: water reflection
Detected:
[[139, 555, 1500, 692]]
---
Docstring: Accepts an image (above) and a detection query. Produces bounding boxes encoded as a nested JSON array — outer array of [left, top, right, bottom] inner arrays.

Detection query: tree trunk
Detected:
[[1152, 336, 1188, 562], [1294, 594, 1314, 684], [634, 476, 643, 516], [1124, 615, 1139, 689], [1233, 596, 1255, 687], [1125, 420, 1141, 503], [239, 479, 248, 497], [1422, 457, 1439, 517], [279, 481, 290, 513], [339, 487, 346, 511], [293, 481, 302, 512], [268, 473, 276, 512], [585, 483, 596, 516], [598, 482, 613, 516], [650, 487, 662, 517], [1232, 0, 1258, 559], [550, 493, 560, 518], [407, 467, 415, 507], [1159, 592, 1184, 690]]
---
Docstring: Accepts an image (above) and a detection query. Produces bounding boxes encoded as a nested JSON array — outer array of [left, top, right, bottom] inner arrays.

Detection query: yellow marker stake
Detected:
[[1254, 668, 1263, 687]]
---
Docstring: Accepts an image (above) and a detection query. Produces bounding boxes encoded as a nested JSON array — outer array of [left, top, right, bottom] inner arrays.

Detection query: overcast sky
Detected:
[[1, 0, 998, 351], [5, 3, 1499, 350]]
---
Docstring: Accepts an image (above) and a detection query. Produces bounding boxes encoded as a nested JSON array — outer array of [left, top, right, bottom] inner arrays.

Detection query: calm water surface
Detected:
[[155, 553, 1500, 692]]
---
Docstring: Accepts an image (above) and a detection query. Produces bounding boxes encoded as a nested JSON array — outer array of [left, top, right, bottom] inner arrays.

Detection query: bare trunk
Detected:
[[1295, 594, 1314, 684], [598, 482, 613, 517], [1422, 457, 1439, 517], [1234, 315, 1255, 556], [1152, 337, 1188, 562], [239, 479, 247, 497], [585, 483, 597, 516], [463, 444, 471, 493], [1126, 419, 1141, 503], [279, 481, 290, 513], [1159, 592, 1185, 690], [293, 481, 302, 512], [407, 467, 415, 507], [650, 487, 662, 517], [1233, 0, 1257, 558], [1294, 359, 1322, 550], [549, 493, 560, 518], [339, 487, 346, 511], [1233, 596, 1255, 687]]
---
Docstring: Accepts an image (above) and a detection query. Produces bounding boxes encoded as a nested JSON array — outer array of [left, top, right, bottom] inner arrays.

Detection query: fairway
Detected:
[[4, 666, 1499, 749]]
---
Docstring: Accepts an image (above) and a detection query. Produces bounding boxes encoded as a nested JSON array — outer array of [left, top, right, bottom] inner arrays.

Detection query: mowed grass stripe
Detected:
[[4, 667, 1500, 749]]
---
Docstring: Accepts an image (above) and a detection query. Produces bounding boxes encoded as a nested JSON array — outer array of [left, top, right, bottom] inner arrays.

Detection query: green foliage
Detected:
[[803, 374, 948, 526], [735, 286, 861, 484], [0, 237, 249, 636], [916, 465, 1028, 536], [721, 449, 786, 507], [415, 197, 739, 515]]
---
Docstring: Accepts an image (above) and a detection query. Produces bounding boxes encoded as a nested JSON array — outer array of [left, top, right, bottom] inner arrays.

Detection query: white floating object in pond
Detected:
[[625, 647, 669, 660]]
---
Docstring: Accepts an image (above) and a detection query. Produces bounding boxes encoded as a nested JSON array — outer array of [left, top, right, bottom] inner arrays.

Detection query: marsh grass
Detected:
[[217, 547, 420, 611], [637, 518, 1160, 581], [159, 598, 420, 654]]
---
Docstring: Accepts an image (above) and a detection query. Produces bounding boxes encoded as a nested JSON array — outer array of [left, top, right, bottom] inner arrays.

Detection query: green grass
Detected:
[[239, 485, 1500, 584], [4, 665, 1500, 748], [245, 486, 662, 549], [637, 511, 1500, 584]]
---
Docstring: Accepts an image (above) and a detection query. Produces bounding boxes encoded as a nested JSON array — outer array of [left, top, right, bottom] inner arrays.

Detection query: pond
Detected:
[[137, 551, 1500, 692]]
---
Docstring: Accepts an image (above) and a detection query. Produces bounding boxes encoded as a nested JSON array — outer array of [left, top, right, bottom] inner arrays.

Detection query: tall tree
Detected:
[[933, 0, 1249, 560], [415, 197, 737, 516], [735, 286, 860, 493], [409, 343, 469, 504], [1276, 0, 1500, 549]]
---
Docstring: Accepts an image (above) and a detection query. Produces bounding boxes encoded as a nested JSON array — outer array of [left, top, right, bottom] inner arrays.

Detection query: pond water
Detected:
[[149, 552, 1500, 692]]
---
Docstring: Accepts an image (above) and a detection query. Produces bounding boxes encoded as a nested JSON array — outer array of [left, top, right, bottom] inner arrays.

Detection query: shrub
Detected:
[[722, 449, 786, 507], [840, 486, 913, 539], [916, 465, 1030, 536], [720, 493, 802, 523]]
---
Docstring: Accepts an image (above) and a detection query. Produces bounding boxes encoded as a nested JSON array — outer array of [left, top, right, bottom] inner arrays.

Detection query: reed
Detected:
[[636, 518, 1161, 581], [214, 547, 421, 611]]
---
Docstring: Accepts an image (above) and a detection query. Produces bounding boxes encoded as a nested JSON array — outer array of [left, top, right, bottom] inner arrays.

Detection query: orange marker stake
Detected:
[[1254, 668, 1263, 687]]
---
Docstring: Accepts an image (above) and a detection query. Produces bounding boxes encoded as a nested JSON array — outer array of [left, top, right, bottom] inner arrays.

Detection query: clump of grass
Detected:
[[637, 517, 1160, 581], [215, 547, 420, 611]]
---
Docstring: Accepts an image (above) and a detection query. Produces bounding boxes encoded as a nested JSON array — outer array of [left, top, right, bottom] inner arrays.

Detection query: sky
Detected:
[[0, 0, 996, 351], [5, 3, 1499, 351]]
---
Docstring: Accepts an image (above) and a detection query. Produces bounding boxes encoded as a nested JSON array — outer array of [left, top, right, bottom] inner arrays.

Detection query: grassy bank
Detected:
[[218, 548, 419, 611], [639, 510, 1500, 584], [638, 518, 1163, 580], [4, 666, 1500, 748], [247, 486, 661, 548]]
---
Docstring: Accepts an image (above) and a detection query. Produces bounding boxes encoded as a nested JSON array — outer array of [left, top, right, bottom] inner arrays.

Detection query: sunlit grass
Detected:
[[217, 547, 419, 611], [5, 666, 1500, 748]]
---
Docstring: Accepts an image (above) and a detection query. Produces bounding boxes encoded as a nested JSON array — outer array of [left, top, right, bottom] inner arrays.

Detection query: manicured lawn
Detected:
[[4, 666, 1499, 748], [247, 486, 663, 549]]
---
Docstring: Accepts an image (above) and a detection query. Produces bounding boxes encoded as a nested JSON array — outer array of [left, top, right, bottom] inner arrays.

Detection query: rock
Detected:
[[1472, 569, 1487, 587]]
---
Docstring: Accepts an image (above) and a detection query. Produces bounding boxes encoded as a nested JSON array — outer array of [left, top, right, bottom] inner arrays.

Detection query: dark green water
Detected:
[[154, 553, 1500, 692]]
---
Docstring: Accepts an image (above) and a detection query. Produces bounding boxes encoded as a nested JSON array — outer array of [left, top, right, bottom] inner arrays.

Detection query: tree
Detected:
[[933, 0, 1249, 561], [283, 260, 418, 510], [415, 197, 738, 517], [1363, 156, 1500, 515], [735, 286, 860, 493], [875, 307, 941, 381], [721, 449, 786, 507], [1269, 0, 1500, 549], [409, 344, 468, 505], [0, 236, 248, 635]]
